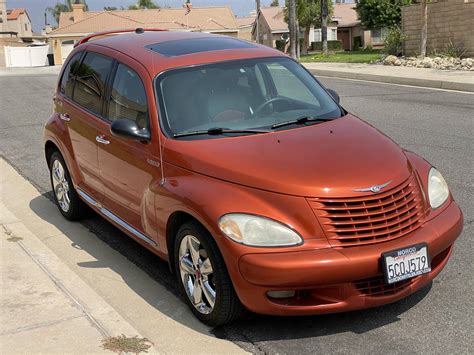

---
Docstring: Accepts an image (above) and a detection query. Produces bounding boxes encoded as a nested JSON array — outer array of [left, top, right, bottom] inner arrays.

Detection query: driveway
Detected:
[[0, 71, 472, 354]]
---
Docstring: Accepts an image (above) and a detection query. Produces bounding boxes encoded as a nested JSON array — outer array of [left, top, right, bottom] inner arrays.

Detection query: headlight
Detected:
[[218, 214, 303, 247], [428, 168, 449, 209]]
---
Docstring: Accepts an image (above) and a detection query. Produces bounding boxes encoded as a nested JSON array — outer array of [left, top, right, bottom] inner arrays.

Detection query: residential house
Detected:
[[236, 15, 255, 42], [0, 3, 32, 38], [49, 4, 239, 65], [332, 3, 384, 50], [252, 7, 288, 48], [402, 0, 474, 57]]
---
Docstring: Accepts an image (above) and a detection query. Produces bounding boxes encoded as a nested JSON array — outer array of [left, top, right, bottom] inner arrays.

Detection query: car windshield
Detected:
[[155, 57, 343, 139]]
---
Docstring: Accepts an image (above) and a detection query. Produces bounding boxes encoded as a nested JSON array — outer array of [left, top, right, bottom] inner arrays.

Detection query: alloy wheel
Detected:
[[51, 159, 70, 213], [178, 235, 216, 314]]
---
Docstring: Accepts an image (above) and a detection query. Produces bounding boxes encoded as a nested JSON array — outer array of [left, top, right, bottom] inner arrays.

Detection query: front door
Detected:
[[96, 62, 159, 237]]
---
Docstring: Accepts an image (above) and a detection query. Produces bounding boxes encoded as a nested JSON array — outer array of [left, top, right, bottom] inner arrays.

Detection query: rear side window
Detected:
[[107, 64, 149, 129], [73, 52, 113, 115], [59, 52, 82, 98]]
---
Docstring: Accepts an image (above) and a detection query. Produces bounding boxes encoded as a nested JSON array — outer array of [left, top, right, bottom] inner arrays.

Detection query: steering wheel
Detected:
[[253, 97, 290, 117]]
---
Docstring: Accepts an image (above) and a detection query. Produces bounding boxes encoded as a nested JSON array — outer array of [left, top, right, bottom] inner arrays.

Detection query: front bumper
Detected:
[[232, 201, 463, 316]]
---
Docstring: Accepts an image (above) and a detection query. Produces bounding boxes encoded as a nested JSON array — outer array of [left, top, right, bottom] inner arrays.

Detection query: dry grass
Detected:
[[101, 334, 152, 354]]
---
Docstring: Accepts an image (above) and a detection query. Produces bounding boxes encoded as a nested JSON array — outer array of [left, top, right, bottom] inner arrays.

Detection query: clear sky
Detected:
[[9, 0, 284, 33]]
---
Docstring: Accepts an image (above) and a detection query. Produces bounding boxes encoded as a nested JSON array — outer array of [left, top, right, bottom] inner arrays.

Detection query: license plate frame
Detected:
[[382, 243, 431, 284]]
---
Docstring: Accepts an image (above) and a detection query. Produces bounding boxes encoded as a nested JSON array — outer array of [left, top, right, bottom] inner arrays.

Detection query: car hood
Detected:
[[163, 114, 412, 198]]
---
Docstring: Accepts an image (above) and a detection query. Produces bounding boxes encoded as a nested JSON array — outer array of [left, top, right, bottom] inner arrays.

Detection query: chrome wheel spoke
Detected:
[[200, 257, 213, 277], [180, 256, 194, 275], [202, 280, 216, 308], [192, 279, 202, 304], [187, 237, 200, 266]]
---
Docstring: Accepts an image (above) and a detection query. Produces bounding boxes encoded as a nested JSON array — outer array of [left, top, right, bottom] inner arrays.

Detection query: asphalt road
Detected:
[[1, 71, 473, 354]]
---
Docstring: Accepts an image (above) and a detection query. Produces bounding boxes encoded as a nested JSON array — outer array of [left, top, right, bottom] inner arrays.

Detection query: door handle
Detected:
[[59, 113, 71, 121], [96, 135, 110, 145]]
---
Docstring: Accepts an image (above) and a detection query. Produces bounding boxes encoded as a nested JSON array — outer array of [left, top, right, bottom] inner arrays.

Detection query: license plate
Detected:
[[382, 244, 431, 284]]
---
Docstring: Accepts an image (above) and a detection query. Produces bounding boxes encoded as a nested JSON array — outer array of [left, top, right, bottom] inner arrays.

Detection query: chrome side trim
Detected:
[[77, 189, 98, 206], [76, 188, 157, 247]]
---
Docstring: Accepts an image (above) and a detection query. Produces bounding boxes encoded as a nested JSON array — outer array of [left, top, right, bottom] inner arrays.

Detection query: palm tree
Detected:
[[420, 0, 428, 58], [128, 0, 160, 10], [47, 0, 88, 25]]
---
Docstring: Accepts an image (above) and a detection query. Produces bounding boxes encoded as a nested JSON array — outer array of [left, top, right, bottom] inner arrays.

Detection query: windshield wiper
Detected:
[[271, 116, 333, 129], [173, 127, 270, 138]]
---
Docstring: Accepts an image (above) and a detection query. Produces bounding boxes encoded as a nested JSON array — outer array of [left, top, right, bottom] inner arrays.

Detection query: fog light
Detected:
[[267, 290, 296, 299]]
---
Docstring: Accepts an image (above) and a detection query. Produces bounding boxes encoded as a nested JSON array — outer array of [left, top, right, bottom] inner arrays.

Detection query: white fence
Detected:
[[4, 46, 49, 68]]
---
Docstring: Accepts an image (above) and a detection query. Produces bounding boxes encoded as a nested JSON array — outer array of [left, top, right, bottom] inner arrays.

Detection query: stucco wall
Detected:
[[402, 0, 474, 57]]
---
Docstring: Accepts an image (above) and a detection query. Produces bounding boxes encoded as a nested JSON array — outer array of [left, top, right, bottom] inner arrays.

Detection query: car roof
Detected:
[[79, 31, 287, 77]]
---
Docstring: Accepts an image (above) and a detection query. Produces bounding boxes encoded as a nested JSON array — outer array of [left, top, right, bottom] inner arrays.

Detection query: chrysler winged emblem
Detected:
[[353, 180, 392, 193]]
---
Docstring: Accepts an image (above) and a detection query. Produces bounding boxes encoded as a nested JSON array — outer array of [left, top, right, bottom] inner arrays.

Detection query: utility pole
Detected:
[[288, 0, 297, 59], [256, 0, 261, 44], [321, 0, 328, 54]]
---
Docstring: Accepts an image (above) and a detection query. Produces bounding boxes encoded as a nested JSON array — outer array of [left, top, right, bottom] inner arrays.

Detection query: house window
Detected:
[[25, 23, 28, 31], [330, 29, 337, 41], [371, 28, 387, 43], [314, 28, 337, 42]]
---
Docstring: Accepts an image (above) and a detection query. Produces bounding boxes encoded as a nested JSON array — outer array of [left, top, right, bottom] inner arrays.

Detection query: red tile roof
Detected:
[[7, 8, 27, 21]]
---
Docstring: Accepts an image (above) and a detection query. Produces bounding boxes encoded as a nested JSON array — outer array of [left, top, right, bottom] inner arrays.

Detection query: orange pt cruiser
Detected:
[[43, 30, 463, 326]]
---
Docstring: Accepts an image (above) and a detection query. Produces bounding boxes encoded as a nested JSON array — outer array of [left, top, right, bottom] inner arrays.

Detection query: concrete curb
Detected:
[[0, 204, 159, 354], [304, 67, 474, 93]]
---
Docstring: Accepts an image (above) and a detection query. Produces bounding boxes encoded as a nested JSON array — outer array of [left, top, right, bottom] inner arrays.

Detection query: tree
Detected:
[[104, 6, 118, 11], [321, 0, 328, 54], [420, 0, 427, 58], [355, 0, 411, 30], [256, 0, 262, 44], [288, 0, 297, 59], [46, 0, 89, 25], [128, 0, 159, 10], [285, 0, 333, 55], [270, 0, 280, 6]]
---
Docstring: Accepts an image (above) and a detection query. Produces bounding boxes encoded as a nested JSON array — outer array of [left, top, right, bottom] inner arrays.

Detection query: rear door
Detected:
[[64, 51, 114, 200]]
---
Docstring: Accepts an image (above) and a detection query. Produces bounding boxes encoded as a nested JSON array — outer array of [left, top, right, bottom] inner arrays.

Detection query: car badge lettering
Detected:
[[353, 180, 392, 193]]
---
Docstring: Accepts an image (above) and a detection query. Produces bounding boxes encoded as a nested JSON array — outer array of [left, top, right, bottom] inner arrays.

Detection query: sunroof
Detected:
[[145, 37, 256, 57]]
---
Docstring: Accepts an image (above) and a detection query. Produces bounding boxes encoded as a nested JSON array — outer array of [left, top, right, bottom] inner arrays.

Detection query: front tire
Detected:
[[49, 151, 86, 220], [174, 221, 244, 326]]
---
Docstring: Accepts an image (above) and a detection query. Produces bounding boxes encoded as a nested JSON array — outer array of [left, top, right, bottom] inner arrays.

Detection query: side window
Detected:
[[73, 52, 113, 115], [59, 52, 82, 98], [107, 64, 149, 129]]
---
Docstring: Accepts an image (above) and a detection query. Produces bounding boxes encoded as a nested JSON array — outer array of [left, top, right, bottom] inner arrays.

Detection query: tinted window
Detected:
[[108, 64, 149, 129], [146, 37, 256, 57], [59, 52, 82, 98], [73, 52, 113, 115]]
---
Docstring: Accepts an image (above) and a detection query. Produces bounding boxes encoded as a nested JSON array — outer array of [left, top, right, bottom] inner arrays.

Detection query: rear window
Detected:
[[59, 52, 82, 98], [72, 52, 113, 115]]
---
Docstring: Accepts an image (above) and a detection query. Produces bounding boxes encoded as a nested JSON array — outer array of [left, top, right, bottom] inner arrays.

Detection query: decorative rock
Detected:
[[376, 55, 473, 71], [383, 55, 398, 65]]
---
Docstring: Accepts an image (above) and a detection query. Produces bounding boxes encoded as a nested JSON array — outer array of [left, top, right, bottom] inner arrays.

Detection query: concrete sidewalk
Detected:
[[303, 62, 474, 92], [0, 158, 246, 354], [0, 204, 157, 354]]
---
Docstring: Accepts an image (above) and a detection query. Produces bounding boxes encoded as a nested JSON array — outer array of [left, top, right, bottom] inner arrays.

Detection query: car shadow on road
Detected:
[[29, 192, 431, 347]]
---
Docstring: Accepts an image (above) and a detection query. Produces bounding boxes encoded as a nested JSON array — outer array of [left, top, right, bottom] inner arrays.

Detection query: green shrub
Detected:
[[353, 36, 362, 49], [383, 26, 403, 56], [311, 40, 343, 52], [275, 39, 286, 52], [443, 40, 466, 58]]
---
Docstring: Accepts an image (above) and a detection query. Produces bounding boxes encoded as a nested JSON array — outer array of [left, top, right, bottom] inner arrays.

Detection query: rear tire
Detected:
[[49, 151, 86, 220], [174, 221, 244, 326]]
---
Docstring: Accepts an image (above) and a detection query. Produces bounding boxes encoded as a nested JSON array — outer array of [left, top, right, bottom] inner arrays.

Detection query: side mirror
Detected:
[[110, 119, 150, 142], [326, 88, 340, 104]]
